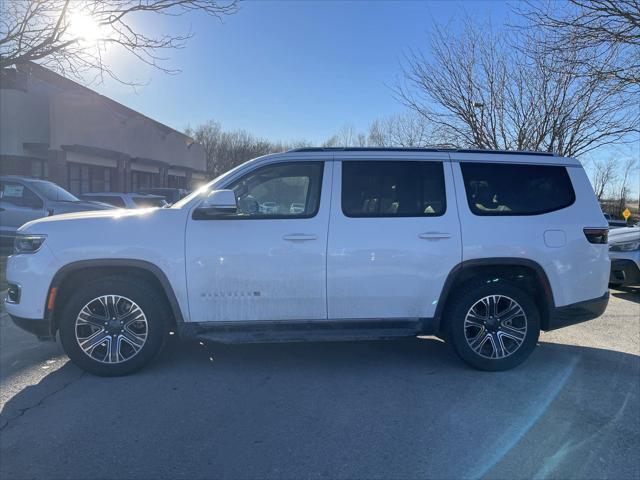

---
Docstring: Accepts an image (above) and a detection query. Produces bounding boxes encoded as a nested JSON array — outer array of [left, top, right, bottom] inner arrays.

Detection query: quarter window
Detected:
[[341, 161, 446, 217], [225, 162, 324, 218], [460, 163, 575, 216]]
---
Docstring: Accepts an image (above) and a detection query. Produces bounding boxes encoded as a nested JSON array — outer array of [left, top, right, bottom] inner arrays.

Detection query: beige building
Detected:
[[0, 63, 207, 194]]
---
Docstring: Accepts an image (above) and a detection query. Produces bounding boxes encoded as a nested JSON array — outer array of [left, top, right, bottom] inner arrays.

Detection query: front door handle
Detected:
[[283, 234, 318, 241], [419, 232, 452, 240]]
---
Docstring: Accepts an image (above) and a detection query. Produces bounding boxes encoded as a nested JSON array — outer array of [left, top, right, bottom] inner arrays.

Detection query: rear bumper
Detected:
[[546, 292, 609, 331], [609, 259, 640, 286], [9, 315, 55, 340]]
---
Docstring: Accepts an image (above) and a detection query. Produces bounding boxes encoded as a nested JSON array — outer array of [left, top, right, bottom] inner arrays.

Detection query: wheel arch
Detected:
[[47, 259, 185, 335], [434, 258, 555, 332]]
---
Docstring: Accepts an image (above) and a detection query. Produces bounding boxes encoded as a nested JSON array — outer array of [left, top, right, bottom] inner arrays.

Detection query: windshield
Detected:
[[29, 180, 79, 202]]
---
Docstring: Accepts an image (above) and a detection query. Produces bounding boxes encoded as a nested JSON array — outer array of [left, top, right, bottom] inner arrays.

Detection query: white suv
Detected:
[[5, 148, 610, 376]]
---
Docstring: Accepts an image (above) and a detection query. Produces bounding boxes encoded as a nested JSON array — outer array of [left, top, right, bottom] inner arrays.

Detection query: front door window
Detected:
[[225, 162, 324, 218]]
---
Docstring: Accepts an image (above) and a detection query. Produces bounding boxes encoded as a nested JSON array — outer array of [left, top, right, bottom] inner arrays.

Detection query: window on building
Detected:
[[167, 175, 187, 189], [131, 171, 154, 192], [90, 167, 113, 193], [224, 162, 324, 218], [460, 162, 575, 216], [68, 163, 116, 195], [30, 160, 48, 179], [0, 157, 24, 176], [341, 161, 446, 217]]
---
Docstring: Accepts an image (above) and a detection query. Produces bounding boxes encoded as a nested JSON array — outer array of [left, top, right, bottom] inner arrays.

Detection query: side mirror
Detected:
[[194, 190, 237, 218]]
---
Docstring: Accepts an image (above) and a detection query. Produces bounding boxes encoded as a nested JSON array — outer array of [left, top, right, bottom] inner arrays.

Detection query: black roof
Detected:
[[288, 147, 556, 156]]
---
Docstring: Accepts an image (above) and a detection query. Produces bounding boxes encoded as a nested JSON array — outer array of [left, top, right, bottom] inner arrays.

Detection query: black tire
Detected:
[[58, 276, 169, 376], [445, 280, 540, 371]]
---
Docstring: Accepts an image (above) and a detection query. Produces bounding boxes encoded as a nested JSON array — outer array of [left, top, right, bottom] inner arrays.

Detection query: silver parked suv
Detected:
[[0, 176, 115, 241]]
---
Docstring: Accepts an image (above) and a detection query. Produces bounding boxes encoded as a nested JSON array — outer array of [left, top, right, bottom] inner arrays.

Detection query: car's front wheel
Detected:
[[446, 281, 541, 371], [58, 276, 168, 376]]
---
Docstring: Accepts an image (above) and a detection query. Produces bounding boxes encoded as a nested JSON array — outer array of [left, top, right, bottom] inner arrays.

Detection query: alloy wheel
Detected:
[[463, 294, 528, 359], [75, 295, 148, 364]]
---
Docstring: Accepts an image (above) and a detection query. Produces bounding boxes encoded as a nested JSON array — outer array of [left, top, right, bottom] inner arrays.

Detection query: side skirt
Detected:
[[177, 318, 438, 344]]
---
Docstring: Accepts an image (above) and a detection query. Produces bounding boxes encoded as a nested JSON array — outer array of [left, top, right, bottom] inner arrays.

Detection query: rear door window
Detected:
[[341, 161, 446, 217], [460, 163, 575, 216]]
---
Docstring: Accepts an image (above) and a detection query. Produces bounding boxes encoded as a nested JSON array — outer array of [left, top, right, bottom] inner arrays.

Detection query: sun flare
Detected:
[[67, 11, 103, 43]]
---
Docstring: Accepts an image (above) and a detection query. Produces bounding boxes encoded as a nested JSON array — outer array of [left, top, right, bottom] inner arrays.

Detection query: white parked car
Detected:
[[5, 148, 610, 376], [80, 192, 168, 209], [608, 226, 640, 287]]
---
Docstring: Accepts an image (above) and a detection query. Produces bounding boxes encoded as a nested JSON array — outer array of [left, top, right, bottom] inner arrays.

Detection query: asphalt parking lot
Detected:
[[1, 288, 638, 480]]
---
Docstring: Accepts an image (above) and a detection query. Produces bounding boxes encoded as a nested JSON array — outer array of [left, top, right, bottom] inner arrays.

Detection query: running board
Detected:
[[178, 318, 436, 344]]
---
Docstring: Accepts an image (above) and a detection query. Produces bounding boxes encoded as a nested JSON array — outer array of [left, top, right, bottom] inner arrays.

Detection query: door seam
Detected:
[[324, 157, 335, 320], [447, 155, 464, 266]]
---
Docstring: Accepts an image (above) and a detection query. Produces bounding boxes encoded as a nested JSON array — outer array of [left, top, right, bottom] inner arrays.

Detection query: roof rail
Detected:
[[287, 147, 556, 157]]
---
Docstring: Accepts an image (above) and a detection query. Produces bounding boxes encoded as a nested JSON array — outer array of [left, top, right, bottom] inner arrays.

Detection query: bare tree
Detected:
[[0, 0, 238, 85], [322, 114, 446, 148], [185, 120, 222, 174], [615, 157, 639, 213], [355, 132, 367, 147], [367, 113, 435, 147], [591, 157, 619, 201], [515, 0, 640, 90], [396, 19, 639, 157], [186, 120, 311, 177], [323, 125, 358, 148]]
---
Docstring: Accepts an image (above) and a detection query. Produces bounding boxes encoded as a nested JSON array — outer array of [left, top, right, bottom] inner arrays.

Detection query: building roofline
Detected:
[[61, 144, 130, 161], [16, 62, 194, 143]]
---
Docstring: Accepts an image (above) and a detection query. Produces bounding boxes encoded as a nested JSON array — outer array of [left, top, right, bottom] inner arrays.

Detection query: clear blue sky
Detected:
[[96, 0, 510, 144]]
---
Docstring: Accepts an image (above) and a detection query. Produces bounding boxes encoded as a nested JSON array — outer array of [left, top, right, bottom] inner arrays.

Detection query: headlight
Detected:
[[609, 241, 640, 252], [13, 234, 46, 254]]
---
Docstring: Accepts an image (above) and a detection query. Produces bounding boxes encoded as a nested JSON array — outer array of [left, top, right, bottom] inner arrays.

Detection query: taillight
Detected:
[[583, 228, 608, 244]]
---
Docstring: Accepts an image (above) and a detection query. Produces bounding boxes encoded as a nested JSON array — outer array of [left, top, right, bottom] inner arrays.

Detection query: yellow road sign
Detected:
[[622, 208, 631, 220]]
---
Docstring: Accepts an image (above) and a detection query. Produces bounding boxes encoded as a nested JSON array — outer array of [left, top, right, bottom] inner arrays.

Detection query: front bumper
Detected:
[[546, 292, 609, 331], [4, 244, 60, 320], [9, 315, 56, 340], [609, 258, 640, 286]]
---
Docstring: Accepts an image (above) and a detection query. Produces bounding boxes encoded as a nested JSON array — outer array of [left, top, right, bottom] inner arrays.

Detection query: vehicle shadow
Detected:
[[611, 286, 640, 304], [1, 337, 638, 480]]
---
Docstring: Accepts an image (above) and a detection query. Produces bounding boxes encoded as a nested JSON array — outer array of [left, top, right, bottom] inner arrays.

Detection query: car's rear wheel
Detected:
[[59, 276, 168, 376], [446, 281, 540, 371]]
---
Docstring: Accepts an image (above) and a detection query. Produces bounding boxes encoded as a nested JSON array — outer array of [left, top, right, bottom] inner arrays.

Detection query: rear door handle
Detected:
[[283, 234, 318, 241], [419, 232, 452, 240]]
